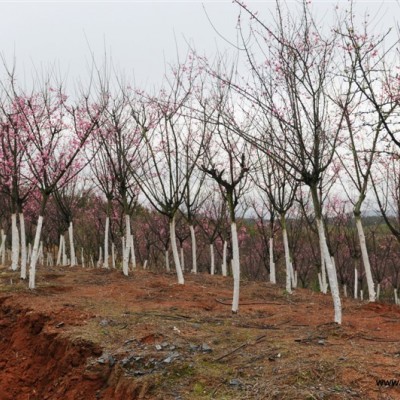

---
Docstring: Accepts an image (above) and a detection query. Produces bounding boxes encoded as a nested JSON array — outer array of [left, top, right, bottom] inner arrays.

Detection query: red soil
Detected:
[[0, 266, 400, 399]]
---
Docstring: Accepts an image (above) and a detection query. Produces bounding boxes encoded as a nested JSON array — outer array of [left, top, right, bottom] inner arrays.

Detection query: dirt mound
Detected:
[[0, 266, 400, 399]]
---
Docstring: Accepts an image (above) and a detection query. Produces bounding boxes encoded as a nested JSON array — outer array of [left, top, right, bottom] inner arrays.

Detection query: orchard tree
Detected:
[[198, 70, 251, 313], [9, 74, 104, 289], [129, 62, 202, 285], [253, 150, 298, 293], [215, 0, 352, 323]]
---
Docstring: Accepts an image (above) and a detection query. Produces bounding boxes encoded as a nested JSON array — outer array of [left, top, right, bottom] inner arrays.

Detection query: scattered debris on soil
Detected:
[[1, 265, 400, 399]]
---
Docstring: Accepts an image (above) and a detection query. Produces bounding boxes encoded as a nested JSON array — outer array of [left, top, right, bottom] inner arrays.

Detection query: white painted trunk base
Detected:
[[231, 222, 240, 313], [104, 217, 109, 269], [19, 213, 27, 279], [180, 246, 185, 272], [11, 214, 19, 271], [316, 218, 342, 324], [190, 225, 197, 274], [69, 222, 76, 266], [210, 243, 215, 275], [170, 216, 184, 285], [165, 250, 170, 272], [355, 217, 376, 302], [354, 268, 358, 300], [269, 237, 276, 284], [29, 216, 44, 289], [221, 240, 227, 277]]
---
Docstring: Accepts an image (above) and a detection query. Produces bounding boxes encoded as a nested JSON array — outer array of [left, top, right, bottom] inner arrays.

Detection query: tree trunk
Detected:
[[111, 242, 116, 269], [190, 225, 197, 274], [281, 215, 292, 294], [28, 215, 44, 289], [56, 235, 63, 266], [0, 230, 6, 265], [122, 237, 129, 276], [231, 222, 240, 313], [269, 237, 276, 284], [221, 240, 228, 277], [81, 248, 85, 268], [19, 213, 27, 279], [122, 215, 131, 275], [165, 249, 170, 272], [316, 218, 342, 324], [355, 216, 376, 302], [62, 235, 68, 266], [377, 283, 381, 300], [354, 268, 358, 299], [180, 245, 185, 272], [98, 246, 103, 268], [170, 215, 184, 285], [104, 217, 110, 269], [130, 234, 136, 269], [210, 243, 215, 275], [69, 222, 76, 266], [319, 248, 328, 293], [11, 213, 19, 271]]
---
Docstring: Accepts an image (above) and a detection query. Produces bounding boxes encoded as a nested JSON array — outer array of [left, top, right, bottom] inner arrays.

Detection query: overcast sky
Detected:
[[0, 1, 399, 90]]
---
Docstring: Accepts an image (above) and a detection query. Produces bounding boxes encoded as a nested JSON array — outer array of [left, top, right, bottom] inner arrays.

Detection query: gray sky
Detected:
[[0, 1, 399, 90]]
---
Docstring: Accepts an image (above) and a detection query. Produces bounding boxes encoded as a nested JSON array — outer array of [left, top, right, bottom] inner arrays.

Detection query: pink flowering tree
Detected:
[[0, 89, 35, 276], [129, 62, 203, 285], [9, 76, 104, 288]]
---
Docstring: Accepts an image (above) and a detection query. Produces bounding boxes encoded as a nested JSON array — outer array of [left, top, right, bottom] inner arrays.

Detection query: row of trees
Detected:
[[1, 1, 400, 324]]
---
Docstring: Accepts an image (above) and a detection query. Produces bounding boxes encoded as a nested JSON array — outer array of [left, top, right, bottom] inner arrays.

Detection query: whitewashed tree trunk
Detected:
[[81, 248, 85, 268], [122, 215, 131, 275], [68, 222, 76, 266], [143, 259, 148, 269], [0, 230, 6, 265], [98, 247, 103, 268], [360, 289, 364, 301], [282, 223, 292, 294], [19, 213, 27, 279], [190, 225, 197, 274], [290, 263, 297, 289], [180, 245, 185, 272], [231, 222, 240, 313], [165, 249, 170, 272], [122, 237, 129, 276], [111, 242, 116, 269], [56, 235, 63, 266], [170, 215, 184, 285], [62, 236, 68, 266], [90, 255, 94, 268], [354, 268, 358, 299], [103, 217, 109, 269], [343, 284, 347, 298], [395, 288, 399, 305], [316, 218, 342, 324], [269, 237, 276, 284], [318, 272, 323, 292], [28, 216, 44, 289], [27, 243, 31, 264], [221, 240, 228, 277], [355, 217, 376, 302], [210, 243, 215, 275], [130, 234, 136, 269], [377, 283, 381, 301], [319, 248, 327, 294], [39, 241, 44, 265], [11, 213, 19, 271]]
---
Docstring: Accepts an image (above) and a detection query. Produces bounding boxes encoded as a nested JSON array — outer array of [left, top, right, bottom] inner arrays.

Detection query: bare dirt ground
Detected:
[[0, 265, 400, 400]]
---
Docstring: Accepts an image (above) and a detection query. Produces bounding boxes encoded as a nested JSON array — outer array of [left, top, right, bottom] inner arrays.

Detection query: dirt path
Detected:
[[1, 266, 399, 399]]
